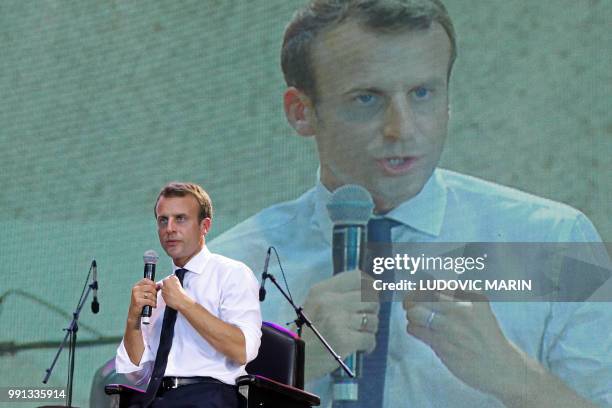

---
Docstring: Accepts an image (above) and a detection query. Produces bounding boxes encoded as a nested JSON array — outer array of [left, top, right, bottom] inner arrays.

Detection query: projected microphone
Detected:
[[91, 260, 100, 314], [141, 250, 159, 325], [259, 247, 272, 301], [326, 184, 374, 401]]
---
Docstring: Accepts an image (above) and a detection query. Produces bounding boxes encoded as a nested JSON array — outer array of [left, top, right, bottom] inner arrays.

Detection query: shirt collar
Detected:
[[172, 245, 210, 275], [313, 169, 447, 243], [385, 169, 447, 237]]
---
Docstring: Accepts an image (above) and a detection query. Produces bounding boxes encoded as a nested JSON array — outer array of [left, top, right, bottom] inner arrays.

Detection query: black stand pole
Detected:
[[40, 279, 97, 408], [263, 271, 354, 378]]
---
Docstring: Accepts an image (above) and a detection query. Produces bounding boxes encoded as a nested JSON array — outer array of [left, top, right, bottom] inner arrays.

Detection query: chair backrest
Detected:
[[245, 321, 305, 389]]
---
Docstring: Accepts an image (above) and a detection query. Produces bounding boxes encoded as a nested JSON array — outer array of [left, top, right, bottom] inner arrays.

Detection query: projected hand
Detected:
[[301, 270, 379, 381], [403, 291, 529, 399]]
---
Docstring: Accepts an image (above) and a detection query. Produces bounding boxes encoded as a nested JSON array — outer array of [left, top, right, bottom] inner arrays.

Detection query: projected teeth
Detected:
[[387, 158, 406, 167]]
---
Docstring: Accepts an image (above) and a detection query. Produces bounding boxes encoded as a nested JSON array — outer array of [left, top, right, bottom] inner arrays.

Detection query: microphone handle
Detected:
[[141, 263, 156, 324], [91, 293, 100, 314], [259, 248, 272, 302], [331, 224, 366, 389], [331, 225, 366, 272], [259, 282, 267, 302], [91, 260, 99, 313]]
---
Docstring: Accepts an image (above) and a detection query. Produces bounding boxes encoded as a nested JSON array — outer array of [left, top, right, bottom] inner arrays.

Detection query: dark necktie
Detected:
[[359, 218, 397, 406], [140, 268, 187, 407]]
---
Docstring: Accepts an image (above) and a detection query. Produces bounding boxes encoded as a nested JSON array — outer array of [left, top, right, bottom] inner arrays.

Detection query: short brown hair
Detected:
[[154, 182, 213, 222], [281, 0, 457, 101]]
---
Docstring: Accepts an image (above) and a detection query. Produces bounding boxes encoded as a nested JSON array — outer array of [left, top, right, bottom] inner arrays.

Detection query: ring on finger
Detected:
[[360, 313, 368, 331], [425, 310, 436, 329]]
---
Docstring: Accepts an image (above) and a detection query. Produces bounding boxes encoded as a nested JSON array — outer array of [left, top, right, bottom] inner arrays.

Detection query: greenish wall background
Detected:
[[0, 1, 609, 406]]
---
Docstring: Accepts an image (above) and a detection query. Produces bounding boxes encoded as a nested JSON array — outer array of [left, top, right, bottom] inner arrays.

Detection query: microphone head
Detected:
[[326, 184, 374, 225], [143, 250, 159, 264]]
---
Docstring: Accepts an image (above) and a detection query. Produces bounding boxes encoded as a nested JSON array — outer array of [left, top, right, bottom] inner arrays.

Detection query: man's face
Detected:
[[155, 195, 209, 267], [308, 21, 451, 212]]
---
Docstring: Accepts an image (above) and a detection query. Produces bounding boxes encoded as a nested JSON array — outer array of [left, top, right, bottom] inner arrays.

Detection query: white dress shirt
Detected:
[[209, 168, 612, 407], [115, 246, 262, 385]]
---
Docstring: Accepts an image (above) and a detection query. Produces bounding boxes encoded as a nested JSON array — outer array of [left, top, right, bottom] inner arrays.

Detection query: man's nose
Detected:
[[383, 96, 417, 141], [165, 218, 177, 232]]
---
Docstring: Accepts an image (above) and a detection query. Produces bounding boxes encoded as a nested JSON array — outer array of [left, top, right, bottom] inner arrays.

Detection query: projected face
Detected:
[[309, 21, 451, 212], [155, 195, 209, 267]]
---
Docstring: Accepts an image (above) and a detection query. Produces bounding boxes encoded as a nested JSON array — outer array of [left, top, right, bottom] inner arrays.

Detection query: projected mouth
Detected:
[[377, 156, 420, 175]]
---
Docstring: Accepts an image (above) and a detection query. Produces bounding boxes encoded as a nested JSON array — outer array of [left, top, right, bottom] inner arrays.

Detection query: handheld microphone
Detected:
[[141, 250, 159, 325], [327, 185, 373, 274], [326, 184, 374, 401], [91, 260, 99, 314], [259, 247, 272, 301]]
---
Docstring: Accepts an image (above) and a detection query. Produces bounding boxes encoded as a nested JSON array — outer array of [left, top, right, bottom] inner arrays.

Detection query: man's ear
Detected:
[[200, 218, 212, 237], [284, 87, 316, 136]]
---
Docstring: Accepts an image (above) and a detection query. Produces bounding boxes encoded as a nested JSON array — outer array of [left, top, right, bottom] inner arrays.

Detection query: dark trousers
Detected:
[[150, 381, 245, 408]]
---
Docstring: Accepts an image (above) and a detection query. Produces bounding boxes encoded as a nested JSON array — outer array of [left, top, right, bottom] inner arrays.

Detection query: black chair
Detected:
[[101, 322, 320, 407], [236, 321, 320, 407]]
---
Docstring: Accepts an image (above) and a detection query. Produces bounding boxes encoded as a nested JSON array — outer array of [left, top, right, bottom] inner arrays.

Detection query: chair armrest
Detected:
[[104, 384, 146, 396], [236, 374, 320, 406]]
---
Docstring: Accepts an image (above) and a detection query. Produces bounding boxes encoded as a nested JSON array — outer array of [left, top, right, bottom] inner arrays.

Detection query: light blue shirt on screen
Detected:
[[210, 168, 612, 407]]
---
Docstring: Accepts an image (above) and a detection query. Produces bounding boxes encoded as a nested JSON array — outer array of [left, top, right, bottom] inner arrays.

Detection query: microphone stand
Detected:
[[263, 271, 354, 378], [41, 278, 98, 408]]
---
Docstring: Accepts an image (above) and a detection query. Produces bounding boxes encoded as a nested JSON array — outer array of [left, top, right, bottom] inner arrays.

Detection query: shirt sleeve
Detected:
[[115, 329, 156, 385], [219, 262, 263, 364], [545, 212, 612, 406]]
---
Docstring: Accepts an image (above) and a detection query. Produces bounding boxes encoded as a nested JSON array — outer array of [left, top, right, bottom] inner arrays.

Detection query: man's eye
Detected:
[[176, 216, 186, 222], [413, 87, 431, 100], [354, 93, 378, 106], [158, 219, 167, 226]]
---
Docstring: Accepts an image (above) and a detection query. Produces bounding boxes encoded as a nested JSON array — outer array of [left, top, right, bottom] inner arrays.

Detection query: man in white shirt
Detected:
[[210, 0, 611, 407], [115, 182, 262, 407]]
